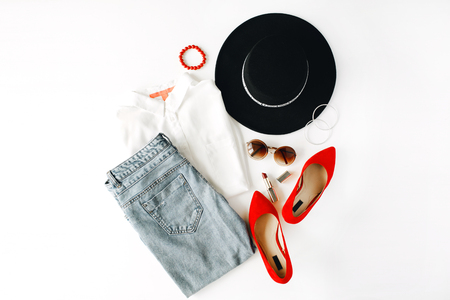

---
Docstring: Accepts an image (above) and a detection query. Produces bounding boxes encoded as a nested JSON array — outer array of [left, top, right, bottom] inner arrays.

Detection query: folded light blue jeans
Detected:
[[105, 133, 254, 297]]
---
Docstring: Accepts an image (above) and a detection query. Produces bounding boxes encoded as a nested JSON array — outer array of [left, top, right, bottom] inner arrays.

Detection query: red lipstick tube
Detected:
[[262, 173, 278, 203]]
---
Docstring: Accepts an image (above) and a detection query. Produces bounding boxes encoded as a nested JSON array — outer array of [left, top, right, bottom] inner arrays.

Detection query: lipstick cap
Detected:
[[277, 171, 292, 183]]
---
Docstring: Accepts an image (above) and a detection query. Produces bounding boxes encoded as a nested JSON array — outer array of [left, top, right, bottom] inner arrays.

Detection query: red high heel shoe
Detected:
[[282, 147, 336, 224], [249, 191, 293, 284]]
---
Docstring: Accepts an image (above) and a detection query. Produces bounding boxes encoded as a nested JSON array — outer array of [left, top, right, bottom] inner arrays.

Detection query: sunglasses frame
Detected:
[[246, 139, 296, 166]]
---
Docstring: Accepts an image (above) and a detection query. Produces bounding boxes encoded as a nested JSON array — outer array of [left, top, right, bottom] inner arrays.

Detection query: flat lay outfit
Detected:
[[105, 134, 254, 297], [105, 9, 337, 297], [104, 11, 339, 294], [117, 72, 249, 198]]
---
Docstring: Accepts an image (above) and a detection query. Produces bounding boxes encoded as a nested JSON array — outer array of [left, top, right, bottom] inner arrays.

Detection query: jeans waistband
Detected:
[[106, 133, 173, 188]]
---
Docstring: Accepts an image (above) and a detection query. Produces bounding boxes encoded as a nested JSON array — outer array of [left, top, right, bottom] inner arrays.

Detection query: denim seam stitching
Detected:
[[121, 159, 188, 210], [163, 177, 203, 235], [182, 179, 203, 234], [167, 176, 203, 235], [109, 134, 168, 179], [150, 212, 172, 233], [117, 149, 176, 196], [115, 143, 170, 182]]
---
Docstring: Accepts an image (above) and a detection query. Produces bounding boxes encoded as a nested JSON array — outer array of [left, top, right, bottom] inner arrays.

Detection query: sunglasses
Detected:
[[246, 139, 297, 166]]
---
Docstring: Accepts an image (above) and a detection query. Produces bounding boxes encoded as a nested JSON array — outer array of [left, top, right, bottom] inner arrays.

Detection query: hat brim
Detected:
[[215, 13, 336, 135]]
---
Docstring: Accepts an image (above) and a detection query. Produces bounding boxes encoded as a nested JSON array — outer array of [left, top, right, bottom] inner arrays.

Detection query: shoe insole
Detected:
[[254, 214, 286, 278], [292, 163, 327, 217]]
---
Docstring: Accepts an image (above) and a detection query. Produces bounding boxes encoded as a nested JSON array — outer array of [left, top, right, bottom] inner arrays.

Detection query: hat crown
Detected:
[[242, 34, 309, 107]]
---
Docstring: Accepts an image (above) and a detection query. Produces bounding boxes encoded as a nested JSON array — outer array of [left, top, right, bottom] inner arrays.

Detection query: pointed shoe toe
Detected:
[[282, 146, 336, 224], [249, 191, 293, 284]]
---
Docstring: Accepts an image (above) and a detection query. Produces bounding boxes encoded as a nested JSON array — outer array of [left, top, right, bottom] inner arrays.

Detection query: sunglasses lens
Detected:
[[274, 146, 296, 166], [247, 140, 268, 160]]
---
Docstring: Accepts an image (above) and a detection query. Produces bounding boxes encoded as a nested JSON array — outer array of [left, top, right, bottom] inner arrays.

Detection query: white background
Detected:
[[1, 1, 450, 299]]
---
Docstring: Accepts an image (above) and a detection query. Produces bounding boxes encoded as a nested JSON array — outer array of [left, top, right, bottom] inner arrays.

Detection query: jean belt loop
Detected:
[[106, 170, 122, 188], [160, 132, 172, 145]]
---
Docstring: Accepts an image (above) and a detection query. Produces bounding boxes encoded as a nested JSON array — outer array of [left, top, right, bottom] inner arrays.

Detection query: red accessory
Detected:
[[249, 191, 293, 284], [282, 146, 336, 224], [149, 86, 174, 101], [179, 45, 206, 70]]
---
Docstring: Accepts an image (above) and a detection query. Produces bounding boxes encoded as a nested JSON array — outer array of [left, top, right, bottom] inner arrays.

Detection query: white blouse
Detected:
[[117, 73, 250, 198]]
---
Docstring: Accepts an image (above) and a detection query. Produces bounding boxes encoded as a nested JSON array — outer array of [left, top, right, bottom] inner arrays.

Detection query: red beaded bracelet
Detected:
[[179, 45, 206, 70]]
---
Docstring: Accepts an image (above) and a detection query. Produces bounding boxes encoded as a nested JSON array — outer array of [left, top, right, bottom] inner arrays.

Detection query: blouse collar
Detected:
[[133, 72, 196, 117]]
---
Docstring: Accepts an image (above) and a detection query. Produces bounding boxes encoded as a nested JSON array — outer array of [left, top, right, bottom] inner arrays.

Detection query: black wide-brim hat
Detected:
[[215, 13, 336, 135]]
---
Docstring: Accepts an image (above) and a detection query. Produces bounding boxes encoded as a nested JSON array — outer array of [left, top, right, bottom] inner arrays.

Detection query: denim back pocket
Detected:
[[141, 174, 203, 235]]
